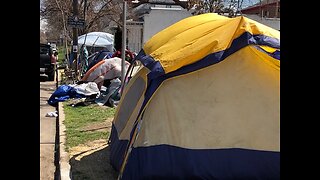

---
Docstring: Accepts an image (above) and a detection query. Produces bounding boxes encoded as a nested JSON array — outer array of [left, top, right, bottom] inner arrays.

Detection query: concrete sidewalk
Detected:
[[40, 76, 59, 180], [40, 69, 72, 180]]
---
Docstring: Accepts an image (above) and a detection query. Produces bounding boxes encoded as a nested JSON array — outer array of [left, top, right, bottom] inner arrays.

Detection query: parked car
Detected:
[[50, 43, 58, 54], [40, 43, 58, 81]]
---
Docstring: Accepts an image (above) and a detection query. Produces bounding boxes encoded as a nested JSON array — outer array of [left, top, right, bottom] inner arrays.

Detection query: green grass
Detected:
[[63, 102, 116, 151], [57, 45, 67, 64]]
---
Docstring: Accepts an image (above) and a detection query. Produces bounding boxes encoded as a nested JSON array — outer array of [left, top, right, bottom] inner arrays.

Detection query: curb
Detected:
[[58, 102, 71, 180], [57, 69, 72, 180]]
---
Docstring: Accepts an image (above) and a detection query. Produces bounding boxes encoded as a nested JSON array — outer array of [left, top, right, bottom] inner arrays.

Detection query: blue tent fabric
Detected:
[[122, 145, 279, 180], [48, 85, 85, 106], [87, 49, 113, 71], [109, 125, 129, 171]]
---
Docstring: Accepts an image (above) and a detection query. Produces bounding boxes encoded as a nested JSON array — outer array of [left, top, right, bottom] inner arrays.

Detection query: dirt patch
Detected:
[[69, 139, 118, 180], [68, 117, 118, 180]]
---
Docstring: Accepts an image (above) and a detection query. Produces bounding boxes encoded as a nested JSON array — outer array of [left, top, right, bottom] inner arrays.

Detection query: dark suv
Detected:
[[40, 43, 57, 81]]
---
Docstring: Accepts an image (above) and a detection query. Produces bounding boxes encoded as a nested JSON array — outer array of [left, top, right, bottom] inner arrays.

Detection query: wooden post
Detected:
[[72, 0, 79, 80]]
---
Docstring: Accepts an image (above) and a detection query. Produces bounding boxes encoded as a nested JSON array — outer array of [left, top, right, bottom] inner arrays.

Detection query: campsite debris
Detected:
[[49, 76, 123, 108], [68, 96, 96, 107], [47, 84, 85, 106], [73, 81, 100, 96], [45, 111, 58, 117], [47, 82, 99, 106], [95, 78, 121, 107]]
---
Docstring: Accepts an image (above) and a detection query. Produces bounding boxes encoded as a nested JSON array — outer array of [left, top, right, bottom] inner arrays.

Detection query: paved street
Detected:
[[40, 77, 57, 180]]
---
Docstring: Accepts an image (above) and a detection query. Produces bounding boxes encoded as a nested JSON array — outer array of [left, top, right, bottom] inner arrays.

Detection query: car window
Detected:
[[40, 46, 51, 55]]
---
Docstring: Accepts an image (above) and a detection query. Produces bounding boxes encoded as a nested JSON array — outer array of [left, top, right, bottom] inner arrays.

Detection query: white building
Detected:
[[127, 0, 193, 53]]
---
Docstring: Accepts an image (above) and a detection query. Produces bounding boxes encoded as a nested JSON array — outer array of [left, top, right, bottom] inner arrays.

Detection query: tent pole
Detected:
[[120, 0, 127, 95]]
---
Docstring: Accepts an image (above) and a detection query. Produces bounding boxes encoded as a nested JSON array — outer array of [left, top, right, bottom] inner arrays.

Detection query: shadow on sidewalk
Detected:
[[69, 144, 118, 180]]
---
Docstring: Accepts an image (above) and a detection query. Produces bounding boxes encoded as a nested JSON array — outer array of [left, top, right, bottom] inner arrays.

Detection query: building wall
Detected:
[[142, 8, 192, 44], [127, 22, 144, 53], [241, 1, 280, 18], [243, 14, 280, 31]]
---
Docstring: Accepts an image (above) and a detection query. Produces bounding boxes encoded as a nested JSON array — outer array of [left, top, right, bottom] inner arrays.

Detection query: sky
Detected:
[[40, 18, 47, 31], [40, 0, 46, 31]]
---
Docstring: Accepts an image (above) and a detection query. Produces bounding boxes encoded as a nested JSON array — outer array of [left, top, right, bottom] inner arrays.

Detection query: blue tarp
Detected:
[[48, 85, 85, 106]]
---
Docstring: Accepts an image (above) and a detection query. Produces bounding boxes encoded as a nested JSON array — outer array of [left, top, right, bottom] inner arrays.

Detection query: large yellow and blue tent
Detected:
[[109, 13, 280, 179]]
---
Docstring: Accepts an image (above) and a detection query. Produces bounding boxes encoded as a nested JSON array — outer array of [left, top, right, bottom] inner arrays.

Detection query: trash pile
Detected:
[[49, 55, 139, 108]]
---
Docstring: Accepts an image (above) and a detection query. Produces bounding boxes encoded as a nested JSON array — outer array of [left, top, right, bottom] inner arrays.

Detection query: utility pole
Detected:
[[120, 0, 127, 95], [72, 0, 79, 80]]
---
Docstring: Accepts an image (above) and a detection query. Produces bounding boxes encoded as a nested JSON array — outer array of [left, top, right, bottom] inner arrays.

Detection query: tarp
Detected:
[[109, 13, 280, 180], [78, 32, 114, 48], [87, 49, 114, 71], [47, 85, 85, 106], [81, 57, 130, 88]]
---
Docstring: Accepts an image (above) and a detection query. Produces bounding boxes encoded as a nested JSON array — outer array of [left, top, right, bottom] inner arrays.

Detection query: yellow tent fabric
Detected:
[[134, 46, 280, 151], [110, 13, 280, 179], [143, 13, 279, 74]]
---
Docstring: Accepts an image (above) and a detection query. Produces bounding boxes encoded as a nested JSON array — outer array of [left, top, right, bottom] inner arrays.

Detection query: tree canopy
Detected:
[[40, 0, 131, 43], [40, 0, 254, 43]]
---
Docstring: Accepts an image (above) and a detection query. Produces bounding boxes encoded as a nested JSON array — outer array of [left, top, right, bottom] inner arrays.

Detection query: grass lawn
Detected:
[[57, 45, 67, 64], [63, 102, 116, 152]]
